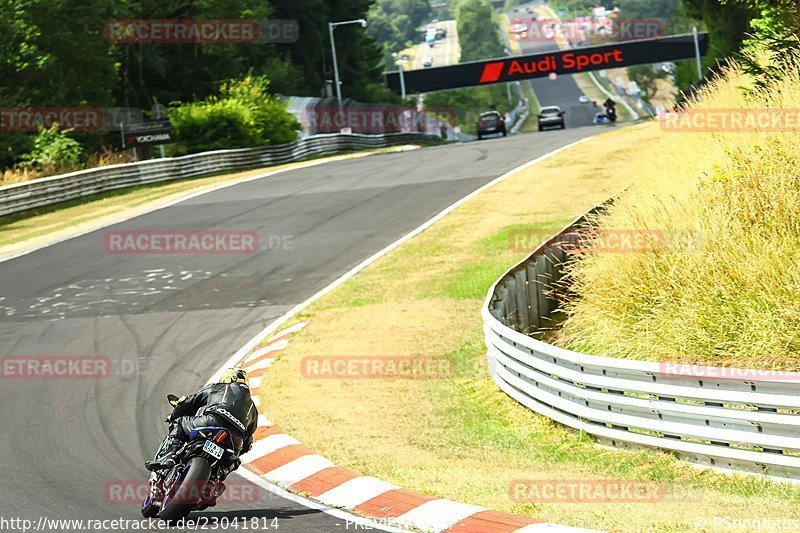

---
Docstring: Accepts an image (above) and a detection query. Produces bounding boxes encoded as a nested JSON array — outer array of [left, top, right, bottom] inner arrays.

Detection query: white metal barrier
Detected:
[[484, 209, 800, 480]]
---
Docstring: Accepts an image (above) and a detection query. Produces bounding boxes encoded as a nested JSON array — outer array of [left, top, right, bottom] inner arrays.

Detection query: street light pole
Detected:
[[328, 19, 367, 109], [692, 26, 703, 82], [328, 22, 341, 108], [398, 62, 406, 100]]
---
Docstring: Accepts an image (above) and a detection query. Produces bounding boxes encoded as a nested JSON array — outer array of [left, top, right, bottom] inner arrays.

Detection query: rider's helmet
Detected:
[[219, 367, 248, 385]]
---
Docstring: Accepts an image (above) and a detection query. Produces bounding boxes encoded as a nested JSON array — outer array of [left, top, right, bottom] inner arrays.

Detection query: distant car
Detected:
[[538, 106, 566, 131], [435, 27, 447, 39], [422, 57, 433, 68], [477, 111, 507, 140], [425, 28, 436, 47]]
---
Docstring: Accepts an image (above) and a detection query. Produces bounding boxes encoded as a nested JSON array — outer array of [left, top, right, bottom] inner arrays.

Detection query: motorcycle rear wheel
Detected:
[[157, 457, 211, 521]]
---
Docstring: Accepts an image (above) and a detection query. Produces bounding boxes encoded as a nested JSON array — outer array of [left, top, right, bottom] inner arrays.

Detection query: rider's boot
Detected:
[[145, 436, 182, 471]]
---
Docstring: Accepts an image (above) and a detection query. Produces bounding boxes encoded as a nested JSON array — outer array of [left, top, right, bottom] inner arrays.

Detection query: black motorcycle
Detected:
[[142, 395, 239, 521], [604, 98, 618, 123]]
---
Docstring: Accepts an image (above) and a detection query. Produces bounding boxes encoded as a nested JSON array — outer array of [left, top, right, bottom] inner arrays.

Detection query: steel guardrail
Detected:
[[483, 206, 800, 480], [0, 132, 437, 217]]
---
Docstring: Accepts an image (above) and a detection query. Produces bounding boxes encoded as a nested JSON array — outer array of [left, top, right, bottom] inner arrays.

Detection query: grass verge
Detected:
[[261, 123, 800, 531]]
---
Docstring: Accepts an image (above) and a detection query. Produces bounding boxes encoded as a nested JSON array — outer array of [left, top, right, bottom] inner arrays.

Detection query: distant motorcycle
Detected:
[[142, 395, 240, 521], [604, 98, 618, 123]]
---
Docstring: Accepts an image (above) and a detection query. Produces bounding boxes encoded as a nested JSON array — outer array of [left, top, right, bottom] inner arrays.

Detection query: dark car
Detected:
[[538, 106, 566, 131], [477, 111, 507, 139]]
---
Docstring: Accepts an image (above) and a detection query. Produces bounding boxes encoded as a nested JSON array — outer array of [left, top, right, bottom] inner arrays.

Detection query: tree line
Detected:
[[0, 0, 391, 170]]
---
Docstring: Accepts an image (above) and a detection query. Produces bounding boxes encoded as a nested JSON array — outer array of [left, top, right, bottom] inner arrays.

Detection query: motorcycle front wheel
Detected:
[[157, 457, 211, 521]]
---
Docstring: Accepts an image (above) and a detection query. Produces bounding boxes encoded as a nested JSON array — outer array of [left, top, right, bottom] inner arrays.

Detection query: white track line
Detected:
[[234, 468, 408, 533], [264, 455, 336, 487], [241, 434, 298, 463], [245, 358, 275, 372], [257, 414, 272, 427], [245, 340, 289, 362], [316, 476, 400, 509], [396, 499, 487, 532]]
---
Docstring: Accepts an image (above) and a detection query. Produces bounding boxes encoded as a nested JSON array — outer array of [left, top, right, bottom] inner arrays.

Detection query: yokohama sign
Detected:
[[386, 33, 708, 93]]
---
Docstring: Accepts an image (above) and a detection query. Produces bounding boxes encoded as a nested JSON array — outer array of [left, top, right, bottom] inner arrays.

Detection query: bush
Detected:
[[168, 76, 301, 155], [20, 126, 85, 171]]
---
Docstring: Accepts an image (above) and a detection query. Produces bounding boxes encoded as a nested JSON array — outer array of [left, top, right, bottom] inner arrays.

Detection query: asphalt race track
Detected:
[[0, 128, 595, 532], [511, 2, 597, 129]]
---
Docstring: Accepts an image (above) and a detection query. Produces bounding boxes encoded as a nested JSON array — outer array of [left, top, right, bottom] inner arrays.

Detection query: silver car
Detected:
[[538, 106, 566, 131]]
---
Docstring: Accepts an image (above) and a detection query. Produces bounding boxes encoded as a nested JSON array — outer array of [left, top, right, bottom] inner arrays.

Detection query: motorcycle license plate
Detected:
[[203, 440, 224, 460]]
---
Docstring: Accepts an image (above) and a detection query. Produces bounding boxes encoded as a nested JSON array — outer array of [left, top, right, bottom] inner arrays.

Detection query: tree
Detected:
[[453, 0, 504, 62]]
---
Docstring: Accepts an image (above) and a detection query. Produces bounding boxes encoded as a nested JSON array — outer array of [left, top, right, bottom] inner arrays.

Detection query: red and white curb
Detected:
[[235, 322, 599, 533]]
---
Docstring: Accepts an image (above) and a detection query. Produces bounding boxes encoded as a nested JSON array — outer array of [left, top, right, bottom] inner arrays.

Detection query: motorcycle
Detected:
[[604, 99, 618, 123], [142, 395, 239, 521]]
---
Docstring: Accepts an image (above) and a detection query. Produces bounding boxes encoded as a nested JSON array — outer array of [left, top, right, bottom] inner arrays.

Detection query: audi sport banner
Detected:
[[121, 119, 173, 148], [386, 33, 708, 94]]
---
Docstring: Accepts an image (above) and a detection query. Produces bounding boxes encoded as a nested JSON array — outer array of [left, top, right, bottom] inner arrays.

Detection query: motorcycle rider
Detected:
[[145, 368, 258, 483], [604, 98, 617, 122]]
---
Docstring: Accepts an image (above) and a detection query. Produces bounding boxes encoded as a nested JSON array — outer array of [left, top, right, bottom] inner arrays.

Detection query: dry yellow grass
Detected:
[[560, 58, 800, 370], [261, 123, 800, 531]]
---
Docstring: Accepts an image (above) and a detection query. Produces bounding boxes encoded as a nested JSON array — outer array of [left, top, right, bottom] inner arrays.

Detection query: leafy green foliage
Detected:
[[20, 126, 86, 171], [167, 76, 300, 154], [452, 0, 504, 61], [1, 0, 392, 171], [368, 0, 432, 56]]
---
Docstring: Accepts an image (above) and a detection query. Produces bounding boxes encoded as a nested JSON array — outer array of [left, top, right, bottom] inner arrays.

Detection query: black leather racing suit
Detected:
[[167, 382, 259, 478]]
